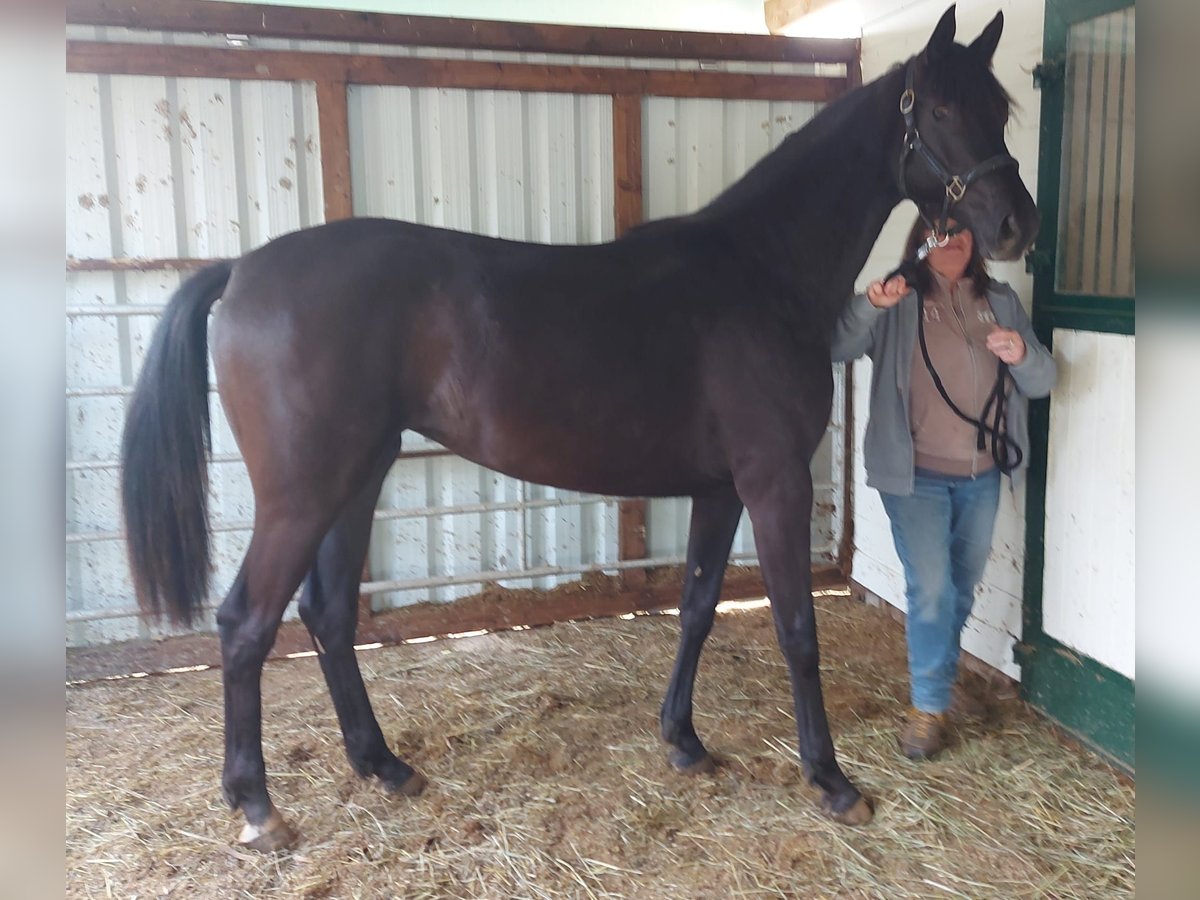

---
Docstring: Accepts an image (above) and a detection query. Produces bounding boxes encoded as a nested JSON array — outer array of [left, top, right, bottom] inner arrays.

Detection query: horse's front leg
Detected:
[[660, 484, 744, 773], [738, 465, 874, 826]]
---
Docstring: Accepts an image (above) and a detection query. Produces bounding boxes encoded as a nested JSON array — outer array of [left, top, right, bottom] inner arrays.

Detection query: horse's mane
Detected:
[[696, 44, 1014, 220]]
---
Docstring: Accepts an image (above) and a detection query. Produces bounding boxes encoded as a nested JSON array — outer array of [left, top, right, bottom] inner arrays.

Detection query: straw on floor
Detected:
[[66, 591, 1134, 898]]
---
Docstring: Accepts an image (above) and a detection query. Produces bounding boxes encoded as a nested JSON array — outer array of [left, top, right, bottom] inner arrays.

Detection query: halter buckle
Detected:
[[899, 89, 915, 115], [946, 176, 966, 202], [916, 230, 952, 261]]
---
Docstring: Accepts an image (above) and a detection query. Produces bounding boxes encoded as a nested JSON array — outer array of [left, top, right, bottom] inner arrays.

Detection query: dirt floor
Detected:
[[65, 592, 1135, 898]]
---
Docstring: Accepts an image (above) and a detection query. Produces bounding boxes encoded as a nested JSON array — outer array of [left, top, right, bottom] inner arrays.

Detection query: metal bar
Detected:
[[67, 305, 166, 317], [66, 446, 452, 472], [67, 385, 138, 398], [64, 551, 763, 624], [67, 494, 616, 544], [66, 481, 835, 546], [66, 256, 228, 271]]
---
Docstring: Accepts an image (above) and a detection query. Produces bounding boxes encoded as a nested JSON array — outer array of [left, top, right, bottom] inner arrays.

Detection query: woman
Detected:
[[831, 217, 1057, 759]]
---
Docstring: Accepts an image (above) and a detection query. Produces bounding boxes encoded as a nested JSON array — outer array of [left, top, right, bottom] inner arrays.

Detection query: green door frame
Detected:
[[1020, 0, 1134, 767]]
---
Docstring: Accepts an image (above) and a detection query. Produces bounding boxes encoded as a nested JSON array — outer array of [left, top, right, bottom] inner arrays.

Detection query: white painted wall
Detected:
[[847, 0, 1046, 679], [1042, 330, 1135, 678]]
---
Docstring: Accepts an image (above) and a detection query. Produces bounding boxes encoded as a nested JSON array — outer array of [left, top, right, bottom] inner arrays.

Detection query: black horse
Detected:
[[121, 6, 1036, 850]]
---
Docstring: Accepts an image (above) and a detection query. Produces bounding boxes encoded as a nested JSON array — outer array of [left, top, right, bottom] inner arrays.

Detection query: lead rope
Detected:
[[914, 295, 1022, 474], [884, 236, 1022, 475]]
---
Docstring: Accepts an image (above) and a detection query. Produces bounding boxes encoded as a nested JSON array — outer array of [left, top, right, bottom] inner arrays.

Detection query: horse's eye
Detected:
[[933, 106, 950, 121]]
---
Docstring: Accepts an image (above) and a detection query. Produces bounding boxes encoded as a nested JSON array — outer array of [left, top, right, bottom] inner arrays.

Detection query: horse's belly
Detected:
[[413, 409, 724, 499]]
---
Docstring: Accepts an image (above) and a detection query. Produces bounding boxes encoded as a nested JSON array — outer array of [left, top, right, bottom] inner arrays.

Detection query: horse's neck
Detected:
[[706, 66, 907, 327]]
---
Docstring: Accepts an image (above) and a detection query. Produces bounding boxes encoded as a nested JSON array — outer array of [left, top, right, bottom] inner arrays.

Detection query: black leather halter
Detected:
[[897, 59, 1017, 238]]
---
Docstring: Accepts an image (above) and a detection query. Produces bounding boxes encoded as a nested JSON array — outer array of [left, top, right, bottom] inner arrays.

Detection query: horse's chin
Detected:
[[975, 230, 1037, 263]]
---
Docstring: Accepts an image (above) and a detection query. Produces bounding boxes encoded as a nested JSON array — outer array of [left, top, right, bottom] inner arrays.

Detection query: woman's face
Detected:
[[926, 222, 974, 280]]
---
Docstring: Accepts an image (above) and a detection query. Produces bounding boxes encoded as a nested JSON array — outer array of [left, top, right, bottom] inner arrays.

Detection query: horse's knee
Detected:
[[298, 571, 359, 646], [296, 579, 324, 632], [678, 610, 715, 644], [778, 633, 820, 679], [218, 613, 277, 676]]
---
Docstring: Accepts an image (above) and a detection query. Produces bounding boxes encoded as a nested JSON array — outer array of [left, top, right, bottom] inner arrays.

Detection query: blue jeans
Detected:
[[880, 468, 1001, 714]]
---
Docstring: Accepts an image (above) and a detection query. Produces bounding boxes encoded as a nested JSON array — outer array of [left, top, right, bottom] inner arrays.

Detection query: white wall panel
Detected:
[[847, 0, 1047, 680], [1041, 330, 1135, 678], [66, 33, 845, 646]]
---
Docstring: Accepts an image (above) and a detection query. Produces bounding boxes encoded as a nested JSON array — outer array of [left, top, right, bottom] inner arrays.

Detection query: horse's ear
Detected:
[[969, 12, 1004, 64], [923, 5, 958, 64]]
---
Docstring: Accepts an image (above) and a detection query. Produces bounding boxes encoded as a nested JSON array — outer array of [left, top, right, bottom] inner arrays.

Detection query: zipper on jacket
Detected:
[[950, 282, 980, 478]]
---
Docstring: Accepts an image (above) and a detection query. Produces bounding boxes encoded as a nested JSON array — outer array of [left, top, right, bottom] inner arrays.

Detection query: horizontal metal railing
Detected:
[[64, 550, 764, 624]]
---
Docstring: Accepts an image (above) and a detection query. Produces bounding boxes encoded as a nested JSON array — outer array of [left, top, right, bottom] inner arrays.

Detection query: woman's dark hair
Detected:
[[902, 216, 992, 297]]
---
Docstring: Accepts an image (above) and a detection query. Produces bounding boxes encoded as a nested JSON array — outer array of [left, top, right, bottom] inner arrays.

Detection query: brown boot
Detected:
[[948, 681, 988, 723], [898, 708, 948, 760]]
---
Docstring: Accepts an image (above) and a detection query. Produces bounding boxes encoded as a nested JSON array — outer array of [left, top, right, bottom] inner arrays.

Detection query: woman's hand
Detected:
[[986, 327, 1026, 365], [865, 276, 909, 309]]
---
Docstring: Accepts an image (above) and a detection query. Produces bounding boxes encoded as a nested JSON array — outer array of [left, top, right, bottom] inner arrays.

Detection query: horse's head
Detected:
[[899, 6, 1039, 260]]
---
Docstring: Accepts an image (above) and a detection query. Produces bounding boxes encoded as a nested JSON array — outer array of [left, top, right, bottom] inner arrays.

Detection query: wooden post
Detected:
[[316, 77, 367, 616], [612, 94, 649, 591], [315, 79, 353, 222]]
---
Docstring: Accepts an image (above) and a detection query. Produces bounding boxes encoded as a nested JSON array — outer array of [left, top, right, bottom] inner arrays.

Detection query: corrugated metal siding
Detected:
[[1041, 329, 1135, 678], [348, 85, 622, 608], [65, 71, 323, 645], [66, 38, 846, 646], [641, 94, 843, 564], [349, 86, 613, 242]]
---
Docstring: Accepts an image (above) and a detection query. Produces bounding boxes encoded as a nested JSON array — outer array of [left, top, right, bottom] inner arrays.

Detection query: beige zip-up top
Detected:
[[910, 270, 1003, 477], [828, 277, 1057, 496]]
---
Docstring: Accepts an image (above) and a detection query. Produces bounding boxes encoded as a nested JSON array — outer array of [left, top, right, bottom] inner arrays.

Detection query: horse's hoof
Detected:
[[387, 769, 428, 797], [821, 793, 874, 826], [238, 809, 298, 852], [669, 748, 717, 775]]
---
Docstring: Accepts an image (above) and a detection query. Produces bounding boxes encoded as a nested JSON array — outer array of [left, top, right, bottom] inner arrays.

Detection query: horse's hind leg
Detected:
[[297, 451, 427, 797], [217, 511, 332, 851], [660, 485, 743, 773]]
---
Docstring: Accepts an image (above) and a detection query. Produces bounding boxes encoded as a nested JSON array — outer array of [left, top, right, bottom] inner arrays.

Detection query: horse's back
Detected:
[[210, 217, 740, 497]]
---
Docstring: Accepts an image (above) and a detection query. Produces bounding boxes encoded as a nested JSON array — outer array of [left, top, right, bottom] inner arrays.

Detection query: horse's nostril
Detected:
[[998, 214, 1017, 244]]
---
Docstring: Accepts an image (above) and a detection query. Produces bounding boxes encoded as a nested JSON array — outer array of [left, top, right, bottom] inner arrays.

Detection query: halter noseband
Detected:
[[897, 59, 1017, 239]]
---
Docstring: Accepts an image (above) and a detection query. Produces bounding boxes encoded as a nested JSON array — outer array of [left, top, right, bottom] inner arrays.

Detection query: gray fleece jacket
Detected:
[[830, 280, 1058, 496]]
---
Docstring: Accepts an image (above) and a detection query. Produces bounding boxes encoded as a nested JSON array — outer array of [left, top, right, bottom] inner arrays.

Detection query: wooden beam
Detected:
[[611, 93, 649, 590], [846, 40, 863, 89], [68, 565, 852, 683], [67, 0, 858, 65], [612, 96, 644, 237], [764, 0, 849, 35], [315, 80, 353, 222], [67, 41, 846, 103]]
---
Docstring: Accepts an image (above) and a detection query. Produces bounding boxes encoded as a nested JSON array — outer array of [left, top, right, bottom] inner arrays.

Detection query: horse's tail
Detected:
[[120, 260, 234, 626]]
